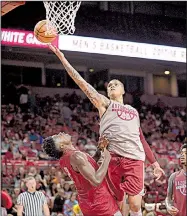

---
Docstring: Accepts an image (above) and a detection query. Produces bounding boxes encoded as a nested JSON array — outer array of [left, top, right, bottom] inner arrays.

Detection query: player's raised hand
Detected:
[[167, 206, 179, 216], [98, 135, 109, 151], [48, 44, 64, 59]]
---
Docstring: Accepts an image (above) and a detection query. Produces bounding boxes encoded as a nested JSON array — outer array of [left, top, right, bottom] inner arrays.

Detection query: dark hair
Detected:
[[180, 143, 187, 152], [42, 136, 63, 159], [70, 192, 77, 200]]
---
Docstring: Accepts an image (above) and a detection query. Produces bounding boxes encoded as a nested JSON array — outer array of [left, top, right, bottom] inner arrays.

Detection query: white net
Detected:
[[43, 1, 81, 35]]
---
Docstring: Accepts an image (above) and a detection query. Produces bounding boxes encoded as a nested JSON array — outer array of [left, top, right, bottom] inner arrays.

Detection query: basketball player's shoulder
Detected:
[[100, 95, 110, 108], [169, 171, 178, 182], [125, 104, 139, 113], [70, 151, 87, 166], [174, 170, 182, 175], [175, 169, 184, 176]]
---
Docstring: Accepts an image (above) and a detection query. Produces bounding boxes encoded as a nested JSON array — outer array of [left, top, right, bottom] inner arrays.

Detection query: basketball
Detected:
[[34, 20, 57, 44]]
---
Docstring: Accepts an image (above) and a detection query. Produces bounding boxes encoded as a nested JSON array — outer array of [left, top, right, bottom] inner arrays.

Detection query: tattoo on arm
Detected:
[[83, 83, 102, 107]]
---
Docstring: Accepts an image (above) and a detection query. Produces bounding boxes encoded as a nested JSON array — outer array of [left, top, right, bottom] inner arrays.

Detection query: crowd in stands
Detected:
[[1, 84, 186, 216]]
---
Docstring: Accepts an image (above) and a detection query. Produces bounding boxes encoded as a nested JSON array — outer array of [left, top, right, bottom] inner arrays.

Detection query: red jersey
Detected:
[[60, 150, 119, 216], [173, 170, 186, 216]]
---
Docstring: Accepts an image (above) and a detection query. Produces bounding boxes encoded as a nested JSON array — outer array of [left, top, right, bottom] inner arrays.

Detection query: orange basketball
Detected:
[[34, 20, 57, 44]]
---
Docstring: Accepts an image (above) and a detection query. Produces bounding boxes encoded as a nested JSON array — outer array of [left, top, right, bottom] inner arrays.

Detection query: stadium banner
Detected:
[[59, 35, 186, 63], [1, 28, 59, 48]]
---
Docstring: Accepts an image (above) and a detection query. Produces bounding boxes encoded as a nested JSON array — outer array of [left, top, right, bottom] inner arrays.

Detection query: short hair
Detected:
[[180, 143, 187, 152], [23, 176, 36, 188], [70, 192, 77, 199], [42, 136, 63, 159], [108, 79, 124, 89]]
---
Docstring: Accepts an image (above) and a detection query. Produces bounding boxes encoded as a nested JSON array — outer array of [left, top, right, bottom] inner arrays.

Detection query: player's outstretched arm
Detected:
[[70, 149, 111, 187], [48, 45, 110, 111], [139, 127, 165, 180], [165, 173, 179, 216]]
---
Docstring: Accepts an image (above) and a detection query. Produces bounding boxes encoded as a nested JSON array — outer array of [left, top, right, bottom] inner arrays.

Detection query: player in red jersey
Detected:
[[42, 133, 122, 216], [48, 45, 165, 216], [165, 143, 186, 216]]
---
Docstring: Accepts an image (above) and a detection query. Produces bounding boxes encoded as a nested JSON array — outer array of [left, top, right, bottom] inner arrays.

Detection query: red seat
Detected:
[[19, 146, 29, 152], [5, 152, 13, 160]]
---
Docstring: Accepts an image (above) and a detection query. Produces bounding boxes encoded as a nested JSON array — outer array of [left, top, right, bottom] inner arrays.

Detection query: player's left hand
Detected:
[[97, 135, 109, 151], [152, 164, 165, 180]]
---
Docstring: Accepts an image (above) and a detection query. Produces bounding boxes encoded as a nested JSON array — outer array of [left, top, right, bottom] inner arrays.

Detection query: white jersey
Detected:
[[99, 101, 145, 161]]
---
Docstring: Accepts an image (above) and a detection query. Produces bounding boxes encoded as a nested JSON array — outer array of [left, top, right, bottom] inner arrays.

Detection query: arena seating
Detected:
[[1, 87, 185, 216]]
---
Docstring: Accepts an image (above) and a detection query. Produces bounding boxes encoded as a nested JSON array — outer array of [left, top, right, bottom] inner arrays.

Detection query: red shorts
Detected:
[[78, 180, 119, 216], [106, 154, 144, 201]]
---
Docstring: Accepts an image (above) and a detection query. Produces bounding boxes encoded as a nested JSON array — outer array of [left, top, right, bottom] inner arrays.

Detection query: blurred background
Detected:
[[1, 1, 186, 216]]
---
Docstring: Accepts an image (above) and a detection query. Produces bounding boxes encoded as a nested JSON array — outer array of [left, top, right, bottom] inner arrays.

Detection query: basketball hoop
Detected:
[[43, 1, 81, 35]]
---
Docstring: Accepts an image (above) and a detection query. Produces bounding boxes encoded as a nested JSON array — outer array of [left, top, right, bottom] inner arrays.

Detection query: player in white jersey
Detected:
[[48, 45, 165, 216]]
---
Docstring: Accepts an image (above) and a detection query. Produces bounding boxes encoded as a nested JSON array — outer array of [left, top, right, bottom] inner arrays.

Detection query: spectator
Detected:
[[19, 92, 28, 113], [28, 90, 37, 114], [23, 133, 31, 147], [29, 141, 39, 158], [27, 167, 39, 178], [52, 189, 66, 214], [63, 182, 72, 198], [35, 175, 47, 191], [14, 167, 26, 188], [63, 192, 78, 216], [29, 129, 39, 141], [12, 133, 23, 147], [62, 103, 72, 127], [176, 129, 186, 142], [2, 137, 10, 153], [1, 89, 186, 216], [50, 183, 58, 197]]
